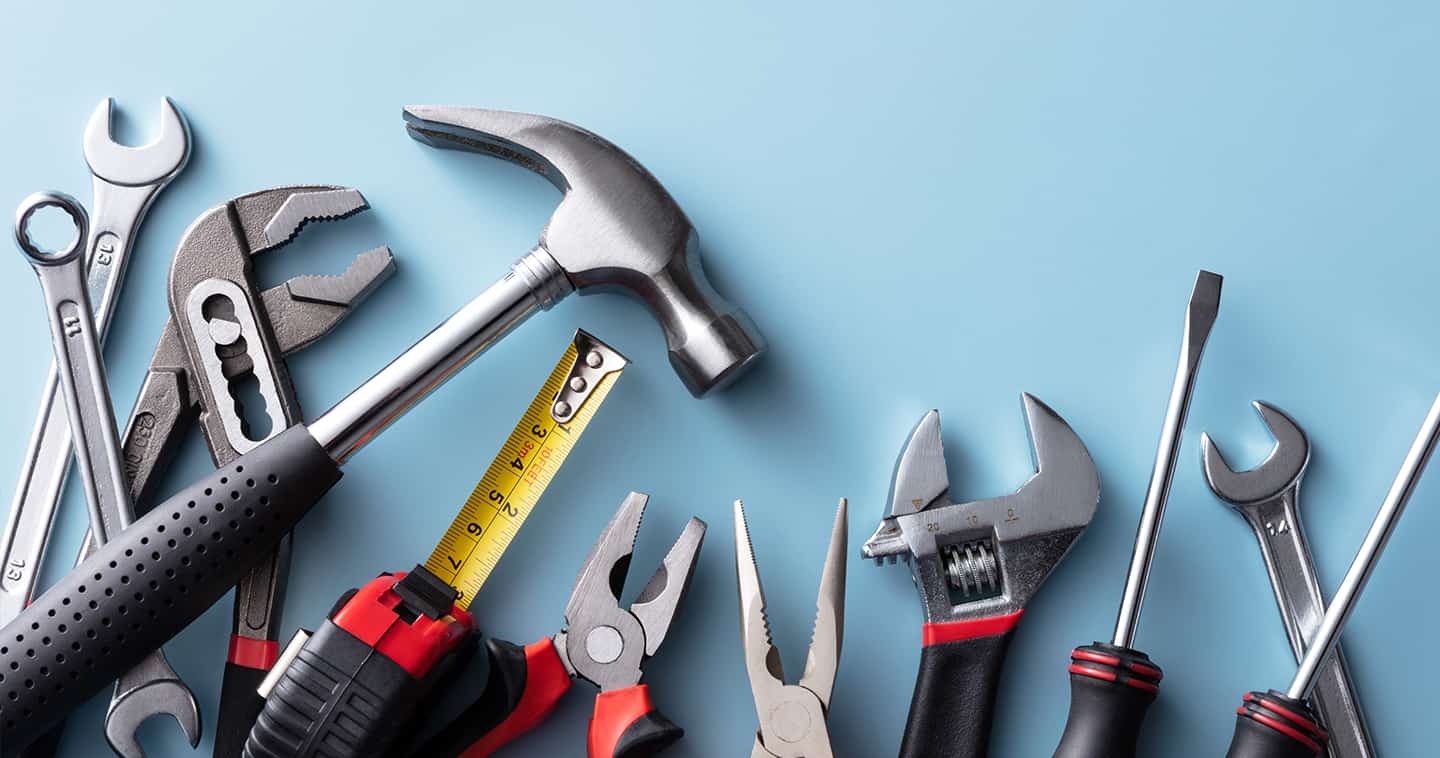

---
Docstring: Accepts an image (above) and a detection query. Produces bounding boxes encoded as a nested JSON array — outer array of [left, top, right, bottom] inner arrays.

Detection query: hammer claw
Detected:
[[403, 105, 767, 397]]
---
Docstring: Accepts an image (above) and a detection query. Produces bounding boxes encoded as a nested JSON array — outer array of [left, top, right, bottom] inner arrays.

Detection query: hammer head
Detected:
[[403, 106, 766, 397]]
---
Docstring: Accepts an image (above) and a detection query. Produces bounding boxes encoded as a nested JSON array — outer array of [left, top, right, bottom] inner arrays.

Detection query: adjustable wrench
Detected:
[[0, 98, 189, 625], [106, 187, 393, 758], [14, 191, 198, 758], [1201, 402, 1376, 758], [862, 394, 1100, 757]]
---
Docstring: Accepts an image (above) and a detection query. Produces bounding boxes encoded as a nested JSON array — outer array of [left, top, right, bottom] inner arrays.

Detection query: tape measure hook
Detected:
[[552, 329, 629, 423]]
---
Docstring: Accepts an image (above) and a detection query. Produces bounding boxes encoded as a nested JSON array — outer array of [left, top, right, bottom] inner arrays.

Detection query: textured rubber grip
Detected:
[[589, 685, 682, 758], [244, 620, 425, 758], [214, 661, 269, 758], [1053, 643, 1163, 758], [0, 426, 341, 751], [416, 637, 573, 758], [12, 721, 62, 758], [1225, 691, 1326, 758], [899, 624, 1015, 758]]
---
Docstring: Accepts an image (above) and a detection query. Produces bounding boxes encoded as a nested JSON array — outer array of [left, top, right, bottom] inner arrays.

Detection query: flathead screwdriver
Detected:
[[1054, 270, 1223, 758], [1224, 392, 1440, 758]]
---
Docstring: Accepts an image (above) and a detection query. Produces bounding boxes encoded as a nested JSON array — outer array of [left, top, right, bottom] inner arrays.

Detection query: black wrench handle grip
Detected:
[[0, 426, 341, 753], [899, 612, 1022, 758]]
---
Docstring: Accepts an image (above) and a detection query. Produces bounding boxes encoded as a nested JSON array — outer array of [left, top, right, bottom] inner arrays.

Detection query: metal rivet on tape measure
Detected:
[[551, 330, 627, 423]]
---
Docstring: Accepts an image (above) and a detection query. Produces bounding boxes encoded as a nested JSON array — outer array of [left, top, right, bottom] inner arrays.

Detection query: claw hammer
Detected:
[[0, 106, 766, 752]]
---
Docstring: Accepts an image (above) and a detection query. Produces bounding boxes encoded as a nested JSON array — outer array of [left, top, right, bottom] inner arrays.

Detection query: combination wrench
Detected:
[[1201, 401, 1375, 758], [14, 192, 199, 757], [0, 98, 189, 622]]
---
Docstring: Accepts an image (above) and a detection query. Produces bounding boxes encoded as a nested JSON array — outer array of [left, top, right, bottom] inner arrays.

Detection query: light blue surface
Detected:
[[2, 2, 1438, 756]]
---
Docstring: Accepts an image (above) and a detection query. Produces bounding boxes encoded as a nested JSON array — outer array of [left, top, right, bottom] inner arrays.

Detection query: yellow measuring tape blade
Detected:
[[424, 330, 626, 609]]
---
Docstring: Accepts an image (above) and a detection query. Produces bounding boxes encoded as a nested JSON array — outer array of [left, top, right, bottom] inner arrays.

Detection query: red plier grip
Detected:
[[588, 684, 683, 758], [420, 637, 571, 757]]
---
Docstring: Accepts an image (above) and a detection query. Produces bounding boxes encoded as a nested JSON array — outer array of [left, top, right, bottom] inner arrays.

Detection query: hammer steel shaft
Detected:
[[309, 249, 570, 462]]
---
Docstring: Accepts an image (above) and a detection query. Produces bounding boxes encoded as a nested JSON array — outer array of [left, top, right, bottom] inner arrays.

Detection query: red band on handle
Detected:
[[922, 609, 1024, 646], [459, 638, 573, 758], [588, 684, 656, 758], [226, 635, 280, 670]]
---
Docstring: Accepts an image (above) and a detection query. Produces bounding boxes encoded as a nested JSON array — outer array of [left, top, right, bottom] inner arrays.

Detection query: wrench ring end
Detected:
[[15, 191, 89, 266]]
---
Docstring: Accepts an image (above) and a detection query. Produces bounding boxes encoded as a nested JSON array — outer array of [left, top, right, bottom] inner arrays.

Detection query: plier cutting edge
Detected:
[[420, 492, 707, 758], [735, 498, 847, 758]]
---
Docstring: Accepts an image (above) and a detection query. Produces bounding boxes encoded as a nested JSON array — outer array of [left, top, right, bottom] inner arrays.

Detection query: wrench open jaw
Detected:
[[105, 657, 202, 758], [1201, 401, 1309, 506], [84, 98, 190, 187], [1201, 403, 1377, 758], [1, 98, 191, 632], [862, 394, 1099, 758]]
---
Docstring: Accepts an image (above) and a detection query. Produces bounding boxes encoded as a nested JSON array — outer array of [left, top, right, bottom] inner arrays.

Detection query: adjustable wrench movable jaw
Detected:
[[863, 394, 1100, 625]]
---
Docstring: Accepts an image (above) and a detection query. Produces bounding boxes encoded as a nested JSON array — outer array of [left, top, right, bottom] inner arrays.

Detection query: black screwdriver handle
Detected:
[[0, 426, 342, 753], [1052, 643, 1163, 758], [1225, 691, 1327, 758], [899, 615, 1021, 758]]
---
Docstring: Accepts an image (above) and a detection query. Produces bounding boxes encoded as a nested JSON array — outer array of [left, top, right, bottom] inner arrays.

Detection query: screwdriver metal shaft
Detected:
[[1224, 393, 1440, 758], [1112, 270, 1223, 647], [1054, 271, 1224, 758], [1288, 392, 1440, 698]]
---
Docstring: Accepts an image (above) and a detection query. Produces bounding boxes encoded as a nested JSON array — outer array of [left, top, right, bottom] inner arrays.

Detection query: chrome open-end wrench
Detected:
[[14, 192, 199, 758], [1201, 402, 1376, 758], [0, 98, 189, 624]]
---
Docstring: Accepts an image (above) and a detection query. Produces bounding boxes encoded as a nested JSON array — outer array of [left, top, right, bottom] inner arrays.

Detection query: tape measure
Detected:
[[423, 329, 628, 608]]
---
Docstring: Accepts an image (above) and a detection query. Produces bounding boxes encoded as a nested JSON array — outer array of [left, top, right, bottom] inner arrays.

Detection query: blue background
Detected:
[[2, 2, 1438, 756]]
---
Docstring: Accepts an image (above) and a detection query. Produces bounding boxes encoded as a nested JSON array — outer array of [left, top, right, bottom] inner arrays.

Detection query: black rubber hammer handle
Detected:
[[0, 427, 341, 752]]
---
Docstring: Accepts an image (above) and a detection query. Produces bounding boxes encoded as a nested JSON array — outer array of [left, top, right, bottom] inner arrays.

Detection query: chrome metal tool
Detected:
[[0, 107, 764, 751], [736, 498, 846, 758], [14, 190, 200, 757], [1202, 402, 1375, 758], [863, 394, 1100, 758], [1054, 270, 1222, 758], [1223, 393, 1440, 758], [0, 98, 190, 626]]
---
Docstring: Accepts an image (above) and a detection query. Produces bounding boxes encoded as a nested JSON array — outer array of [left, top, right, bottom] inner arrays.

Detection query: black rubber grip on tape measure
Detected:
[[243, 620, 416, 758], [0, 426, 342, 753], [244, 619, 475, 758]]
